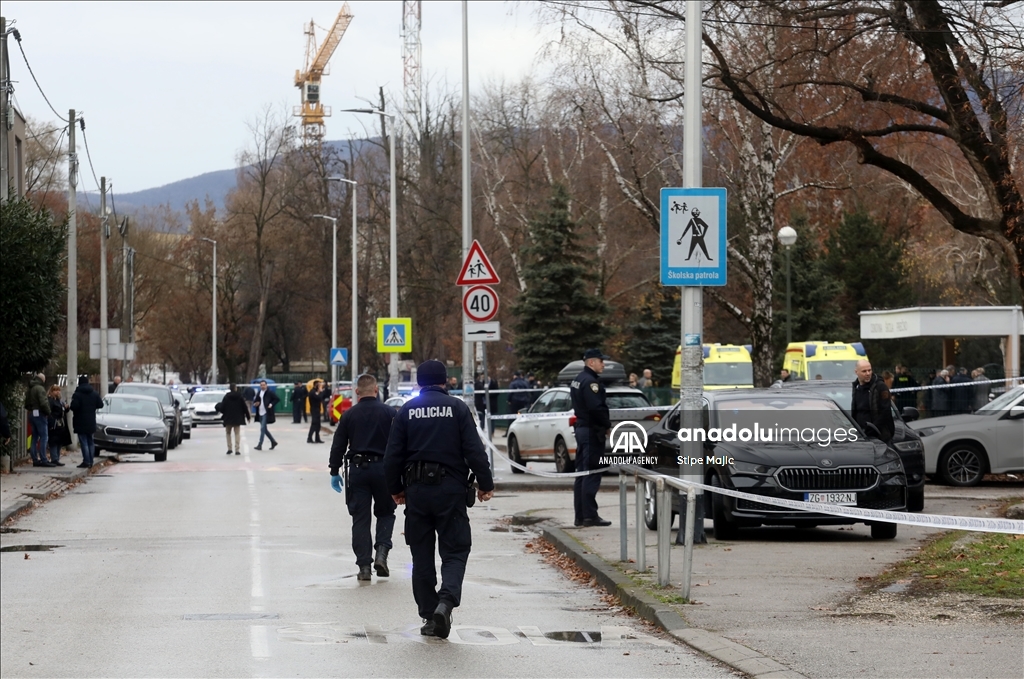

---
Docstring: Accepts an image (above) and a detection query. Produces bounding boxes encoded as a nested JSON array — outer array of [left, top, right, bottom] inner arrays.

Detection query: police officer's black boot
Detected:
[[373, 546, 390, 577], [357, 565, 372, 581], [432, 600, 453, 639]]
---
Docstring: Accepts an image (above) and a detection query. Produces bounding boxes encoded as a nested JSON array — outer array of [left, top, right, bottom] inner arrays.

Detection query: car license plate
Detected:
[[113, 438, 137, 445], [804, 492, 856, 505]]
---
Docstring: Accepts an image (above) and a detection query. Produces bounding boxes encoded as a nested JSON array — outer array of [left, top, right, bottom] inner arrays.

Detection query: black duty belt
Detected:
[[349, 453, 383, 468], [404, 461, 447, 486]]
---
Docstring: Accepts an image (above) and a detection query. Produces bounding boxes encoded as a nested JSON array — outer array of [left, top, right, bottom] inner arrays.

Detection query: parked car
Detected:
[[189, 389, 229, 425], [94, 394, 170, 461], [642, 390, 908, 540], [505, 385, 658, 474], [771, 379, 925, 511], [169, 390, 192, 439], [909, 385, 1024, 486], [114, 383, 183, 448]]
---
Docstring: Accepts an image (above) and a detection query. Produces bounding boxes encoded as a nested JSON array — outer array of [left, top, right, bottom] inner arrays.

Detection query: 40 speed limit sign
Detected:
[[463, 285, 499, 322]]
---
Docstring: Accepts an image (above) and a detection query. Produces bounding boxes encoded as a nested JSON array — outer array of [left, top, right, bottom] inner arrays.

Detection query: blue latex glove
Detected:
[[330, 475, 343, 493]]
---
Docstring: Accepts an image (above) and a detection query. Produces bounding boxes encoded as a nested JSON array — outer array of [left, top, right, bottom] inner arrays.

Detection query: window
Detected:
[[530, 391, 557, 413], [549, 394, 572, 412]]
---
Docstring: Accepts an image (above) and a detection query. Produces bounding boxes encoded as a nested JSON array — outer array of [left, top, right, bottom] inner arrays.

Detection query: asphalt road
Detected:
[[0, 419, 731, 678]]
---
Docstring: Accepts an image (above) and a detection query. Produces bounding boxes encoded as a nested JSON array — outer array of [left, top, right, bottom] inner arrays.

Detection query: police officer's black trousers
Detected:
[[573, 426, 605, 523], [404, 475, 472, 619], [308, 413, 322, 442], [292, 404, 303, 424], [346, 462, 396, 567]]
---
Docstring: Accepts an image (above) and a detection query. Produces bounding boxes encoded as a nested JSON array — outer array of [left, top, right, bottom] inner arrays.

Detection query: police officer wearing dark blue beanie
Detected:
[[384, 360, 495, 638], [571, 349, 612, 527]]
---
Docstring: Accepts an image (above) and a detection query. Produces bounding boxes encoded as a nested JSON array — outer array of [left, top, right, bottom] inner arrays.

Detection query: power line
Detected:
[[78, 117, 103, 194], [11, 29, 67, 123]]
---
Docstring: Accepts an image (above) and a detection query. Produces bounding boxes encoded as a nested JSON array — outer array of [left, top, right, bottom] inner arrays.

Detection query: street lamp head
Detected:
[[200, 237, 216, 245], [777, 225, 798, 247], [312, 214, 337, 223], [341, 107, 394, 119], [327, 176, 356, 185]]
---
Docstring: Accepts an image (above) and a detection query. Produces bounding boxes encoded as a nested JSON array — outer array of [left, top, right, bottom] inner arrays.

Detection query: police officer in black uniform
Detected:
[[329, 374, 397, 581], [384, 360, 494, 639], [571, 349, 612, 527]]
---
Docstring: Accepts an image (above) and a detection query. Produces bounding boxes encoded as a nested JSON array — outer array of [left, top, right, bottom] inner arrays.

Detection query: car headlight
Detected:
[[729, 460, 774, 475], [148, 427, 167, 436], [915, 426, 944, 437], [876, 459, 904, 474], [893, 440, 923, 453]]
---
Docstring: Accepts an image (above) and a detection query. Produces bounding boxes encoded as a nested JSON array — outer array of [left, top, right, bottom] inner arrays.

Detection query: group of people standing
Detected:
[[890, 364, 993, 417], [23, 374, 105, 469]]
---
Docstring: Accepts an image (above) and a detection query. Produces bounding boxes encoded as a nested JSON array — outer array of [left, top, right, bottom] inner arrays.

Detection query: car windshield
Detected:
[[104, 397, 162, 419], [117, 385, 171, 406], [794, 386, 852, 410], [714, 397, 855, 432], [804, 360, 859, 381], [974, 387, 1024, 415], [704, 362, 754, 386], [191, 392, 225, 404], [607, 394, 652, 408]]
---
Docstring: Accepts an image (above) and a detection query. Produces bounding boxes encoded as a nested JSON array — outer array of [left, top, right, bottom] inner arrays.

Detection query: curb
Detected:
[[1, 460, 106, 525], [1, 498, 35, 524], [540, 524, 807, 679]]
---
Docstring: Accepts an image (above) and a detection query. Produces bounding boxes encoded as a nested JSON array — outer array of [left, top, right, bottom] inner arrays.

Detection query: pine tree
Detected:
[[512, 186, 609, 381], [622, 287, 680, 387]]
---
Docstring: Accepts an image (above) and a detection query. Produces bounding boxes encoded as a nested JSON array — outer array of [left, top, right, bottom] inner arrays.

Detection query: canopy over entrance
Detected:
[[859, 306, 1022, 379]]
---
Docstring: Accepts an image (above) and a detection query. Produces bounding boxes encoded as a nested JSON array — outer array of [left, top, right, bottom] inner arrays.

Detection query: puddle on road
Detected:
[[0, 544, 63, 552], [880, 582, 909, 593]]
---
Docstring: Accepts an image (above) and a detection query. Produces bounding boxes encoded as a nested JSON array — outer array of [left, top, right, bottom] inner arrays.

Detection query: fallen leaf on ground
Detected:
[[924, 574, 940, 579], [994, 571, 1009, 576]]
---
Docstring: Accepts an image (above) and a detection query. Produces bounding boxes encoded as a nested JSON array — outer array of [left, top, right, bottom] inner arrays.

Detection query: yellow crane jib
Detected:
[[294, 3, 354, 144]]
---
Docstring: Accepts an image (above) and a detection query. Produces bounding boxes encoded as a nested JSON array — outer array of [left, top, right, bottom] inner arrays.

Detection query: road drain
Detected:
[[183, 613, 280, 621], [0, 544, 62, 552]]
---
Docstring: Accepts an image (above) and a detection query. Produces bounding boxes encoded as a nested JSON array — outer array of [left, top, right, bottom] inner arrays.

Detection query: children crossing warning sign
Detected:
[[376, 318, 412, 353], [456, 240, 501, 286]]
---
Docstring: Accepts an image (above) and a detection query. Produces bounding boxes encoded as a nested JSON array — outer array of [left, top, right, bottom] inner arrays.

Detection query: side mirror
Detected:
[[1009, 405, 1024, 420], [863, 422, 882, 439], [901, 407, 919, 422]]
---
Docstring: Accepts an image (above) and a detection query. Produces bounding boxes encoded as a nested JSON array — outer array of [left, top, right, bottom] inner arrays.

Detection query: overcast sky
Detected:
[[4, 1, 554, 193]]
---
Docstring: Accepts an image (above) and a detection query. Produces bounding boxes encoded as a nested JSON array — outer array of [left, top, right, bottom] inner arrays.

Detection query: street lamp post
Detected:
[[327, 177, 358, 382], [777, 226, 798, 345], [313, 214, 339, 390], [200, 238, 218, 385], [342, 108, 398, 395]]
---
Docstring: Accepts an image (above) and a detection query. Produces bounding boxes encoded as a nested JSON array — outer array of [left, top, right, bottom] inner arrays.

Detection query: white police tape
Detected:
[[652, 476, 1024, 535], [889, 376, 1021, 393], [476, 425, 609, 478]]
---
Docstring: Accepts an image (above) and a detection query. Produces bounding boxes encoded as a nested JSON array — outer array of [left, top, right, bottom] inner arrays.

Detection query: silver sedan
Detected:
[[94, 394, 170, 461]]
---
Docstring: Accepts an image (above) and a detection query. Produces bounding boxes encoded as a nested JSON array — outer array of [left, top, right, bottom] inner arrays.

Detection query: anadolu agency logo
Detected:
[[599, 422, 657, 466]]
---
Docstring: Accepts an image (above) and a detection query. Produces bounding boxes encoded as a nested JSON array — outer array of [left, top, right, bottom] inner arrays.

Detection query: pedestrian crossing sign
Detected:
[[376, 317, 412, 353], [330, 348, 348, 366]]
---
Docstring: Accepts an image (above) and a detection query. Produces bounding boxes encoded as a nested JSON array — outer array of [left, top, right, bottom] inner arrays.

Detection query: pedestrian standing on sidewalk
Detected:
[[307, 381, 325, 444], [253, 381, 279, 451], [70, 376, 104, 468], [292, 381, 308, 424], [24, 373, 52, 467], [329, 374, 397, 581], [46, 385, 71, 466], [570, 349, 612, 527], [217, 384, 250, 455], [384, 360, 494, 638]]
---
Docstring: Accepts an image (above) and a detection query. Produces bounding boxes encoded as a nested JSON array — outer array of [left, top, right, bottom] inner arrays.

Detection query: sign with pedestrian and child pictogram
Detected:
[[376, 318, 412, 353], [456, 240, 501, 286], [660, 187, 728, 286]]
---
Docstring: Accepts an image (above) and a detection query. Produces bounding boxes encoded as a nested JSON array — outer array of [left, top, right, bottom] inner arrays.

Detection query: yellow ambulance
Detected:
[[672, 344, 754, 390], [782, 341, 868, 381]]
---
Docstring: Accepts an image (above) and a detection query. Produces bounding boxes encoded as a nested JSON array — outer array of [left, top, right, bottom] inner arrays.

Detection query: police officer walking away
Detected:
[[571, 349, 612, 527], [384, 360, 494, 639], [329, 374, 397, 581]]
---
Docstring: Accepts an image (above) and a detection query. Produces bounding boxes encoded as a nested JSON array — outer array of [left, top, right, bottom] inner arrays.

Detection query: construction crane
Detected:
[[294, 3, 354, 146]]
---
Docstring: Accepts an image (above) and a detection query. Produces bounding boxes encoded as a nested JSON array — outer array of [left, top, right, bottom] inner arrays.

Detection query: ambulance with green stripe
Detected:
[[671, 344, 754, 390], [783, 341, 868, 381]]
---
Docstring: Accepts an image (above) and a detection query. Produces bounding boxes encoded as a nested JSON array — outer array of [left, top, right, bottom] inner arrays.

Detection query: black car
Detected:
[[771, 380, 925, 511], [643, 390, 908, 540], [113, 383, 183, 448]]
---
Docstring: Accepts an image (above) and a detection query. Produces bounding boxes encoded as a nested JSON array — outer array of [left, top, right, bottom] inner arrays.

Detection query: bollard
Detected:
[[634, 474, 646, 572], [681, 485, 696, 600], [656, 477, 671, 587], [619, 470, 628, 562]]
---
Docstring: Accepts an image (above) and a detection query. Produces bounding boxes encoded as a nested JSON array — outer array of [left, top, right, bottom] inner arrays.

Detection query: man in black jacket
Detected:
[[70, 376, 104, 468], [253, 381, 279, 450], [307, 381, 325, 444], [473, 371, 499, 436], [892, 366, 919, 412], [329, 374, 396, 581], [507, 372, 532, 414], [292, 382, 308, 423], [850, 360, 895, 443], [571, 349, 612, 527], [217, 385, 250, 455], [384, 360, 494, 639]]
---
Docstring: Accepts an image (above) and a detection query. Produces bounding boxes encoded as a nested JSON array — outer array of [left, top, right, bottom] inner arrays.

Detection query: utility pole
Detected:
[[678, 3, 706, 544], [461, 0, 474, 395], [121, 212, 129, 378], [66, 109, 78, 401], [1, 16, 8, 202], [201, 237, 217, 385], [99, 177, 109, 397]]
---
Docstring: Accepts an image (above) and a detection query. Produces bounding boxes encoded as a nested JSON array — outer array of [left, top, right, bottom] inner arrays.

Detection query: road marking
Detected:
[[250, 625, 270, 658], [245, 468, 263, 604]]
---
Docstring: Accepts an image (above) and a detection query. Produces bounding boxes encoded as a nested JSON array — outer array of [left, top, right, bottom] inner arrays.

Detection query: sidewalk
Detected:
[[0, 448, 109, 523], [528, 490, 1023, 679]]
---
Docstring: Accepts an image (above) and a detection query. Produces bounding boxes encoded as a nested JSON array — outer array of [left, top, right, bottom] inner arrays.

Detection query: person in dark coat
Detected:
[[571, 349, 613, 527], [307, 381, 325, 443], [253, 381, 279, 450], [507, 372, 532, 414], [892, 366, 919, 412], [950, 367, 973, 414], [46, 384, 71, 466], [24, 373, 51, 467], [70, 376, 104, 468], [931, 369, 950, 418], [216, 385, 251, 455], [292, 382, 308, 424], [850, 360, 895, 443], [473, 371, 499, 436]]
